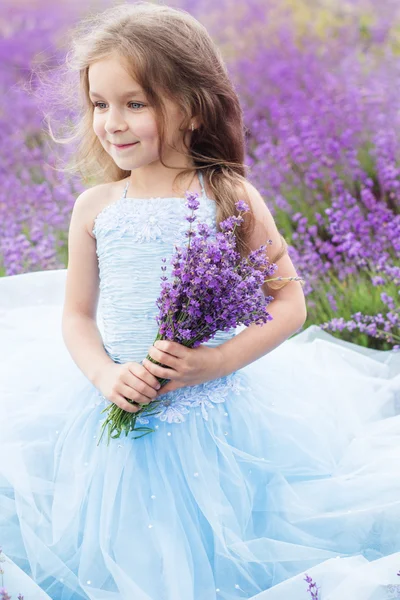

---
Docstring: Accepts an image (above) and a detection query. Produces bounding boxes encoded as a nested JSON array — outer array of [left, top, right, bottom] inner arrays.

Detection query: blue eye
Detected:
[[93, 101, 145, 110]]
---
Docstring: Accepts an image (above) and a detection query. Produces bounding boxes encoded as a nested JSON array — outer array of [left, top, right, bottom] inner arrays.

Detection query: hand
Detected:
[[143, 340, 224, 396], [97, 361, 161, 413]]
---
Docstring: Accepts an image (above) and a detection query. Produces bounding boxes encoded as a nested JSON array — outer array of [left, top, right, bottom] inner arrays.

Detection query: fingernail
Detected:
[[156, 383, 161, 390]]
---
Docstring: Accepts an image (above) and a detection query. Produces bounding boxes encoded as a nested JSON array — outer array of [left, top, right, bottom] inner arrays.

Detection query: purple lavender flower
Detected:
[[304, 573, 320, 599], [235, 200, 250, 212], [186, 192, 201, 211]]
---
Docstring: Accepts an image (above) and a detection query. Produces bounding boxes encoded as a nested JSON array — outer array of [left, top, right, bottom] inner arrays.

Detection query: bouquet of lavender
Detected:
[[97, 192, 303, 445]]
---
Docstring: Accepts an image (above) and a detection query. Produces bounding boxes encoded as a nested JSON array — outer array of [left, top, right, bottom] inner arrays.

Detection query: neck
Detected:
[[126, 163, 198, 198]]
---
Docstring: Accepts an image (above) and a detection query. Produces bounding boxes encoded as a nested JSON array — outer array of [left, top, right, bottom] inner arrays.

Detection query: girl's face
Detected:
[[88, 56, 189, 171]]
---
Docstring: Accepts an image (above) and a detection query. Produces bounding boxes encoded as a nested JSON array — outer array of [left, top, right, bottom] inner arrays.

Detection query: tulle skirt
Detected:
[[0, 269, 400, 600]]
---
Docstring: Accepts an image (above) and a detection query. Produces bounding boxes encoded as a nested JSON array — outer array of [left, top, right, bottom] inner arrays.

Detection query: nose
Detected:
[[104, 107, 129, 134]]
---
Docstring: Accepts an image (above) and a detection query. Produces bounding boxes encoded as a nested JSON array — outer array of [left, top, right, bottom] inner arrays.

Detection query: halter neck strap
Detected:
[[197, 170, 206, 199]]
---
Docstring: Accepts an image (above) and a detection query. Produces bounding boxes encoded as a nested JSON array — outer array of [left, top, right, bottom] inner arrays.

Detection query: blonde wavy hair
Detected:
[[41, 1, 288, 282]]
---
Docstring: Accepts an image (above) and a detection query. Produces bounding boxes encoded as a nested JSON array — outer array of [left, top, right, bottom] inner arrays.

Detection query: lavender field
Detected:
[[1, 0, 399, 350]]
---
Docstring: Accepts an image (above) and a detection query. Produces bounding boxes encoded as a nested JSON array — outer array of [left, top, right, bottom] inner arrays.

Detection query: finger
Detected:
[[143, 357, 178, 380], [154, 339, 187, 359], [121, 381, 157, 404], [138, 365, 162, 391], [157, 380, 181, 396], [127, 363, 161, 391], [113, 393, 141, 413], [147, 346, 179, 369]]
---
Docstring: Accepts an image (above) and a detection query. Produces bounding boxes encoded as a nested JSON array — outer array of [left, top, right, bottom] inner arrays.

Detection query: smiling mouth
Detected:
[[113, 142, 138, 148]]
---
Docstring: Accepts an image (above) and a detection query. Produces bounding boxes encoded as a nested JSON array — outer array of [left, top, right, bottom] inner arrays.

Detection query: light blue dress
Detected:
[[0, 171, 400, 600]]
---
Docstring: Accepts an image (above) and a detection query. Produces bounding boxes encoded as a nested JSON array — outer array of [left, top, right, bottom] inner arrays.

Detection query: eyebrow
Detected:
[[89, 90, 143, 98]]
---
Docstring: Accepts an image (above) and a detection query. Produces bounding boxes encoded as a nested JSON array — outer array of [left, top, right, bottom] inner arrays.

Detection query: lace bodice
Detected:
[[92, 171, 245, 425]]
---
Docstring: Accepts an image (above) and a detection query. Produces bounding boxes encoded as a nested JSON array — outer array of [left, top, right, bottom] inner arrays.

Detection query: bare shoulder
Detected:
[[238, 178, 272, 215], [236, 178, 306, 307], [73, 179, 126, 238], [234, 178, 282, 250]]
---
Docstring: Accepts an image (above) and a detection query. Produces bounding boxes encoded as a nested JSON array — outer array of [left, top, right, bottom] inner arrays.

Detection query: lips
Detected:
[[113, 142, 138, 148]]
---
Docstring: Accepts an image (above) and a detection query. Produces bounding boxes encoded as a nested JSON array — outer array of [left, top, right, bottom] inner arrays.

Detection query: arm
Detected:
[[216, 299, 305, 377], [216, 180, 307, 377], [61, 187, 114, 387]]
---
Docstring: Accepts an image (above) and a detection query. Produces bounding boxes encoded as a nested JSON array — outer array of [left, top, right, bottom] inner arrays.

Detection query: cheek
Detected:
[[135, 117, 158, 140], [92, 115, 104, 138], [166, 115, 185, 146]]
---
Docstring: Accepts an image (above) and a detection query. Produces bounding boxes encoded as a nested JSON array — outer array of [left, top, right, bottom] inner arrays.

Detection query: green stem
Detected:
[[374, 328, 400, 342]]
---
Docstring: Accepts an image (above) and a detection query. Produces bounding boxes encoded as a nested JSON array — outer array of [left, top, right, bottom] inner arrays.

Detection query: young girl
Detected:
[[1, 2, 399, 599]]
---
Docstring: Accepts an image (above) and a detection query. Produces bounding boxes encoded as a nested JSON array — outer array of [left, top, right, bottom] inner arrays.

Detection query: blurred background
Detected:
[[0, 0, 399, 349]]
